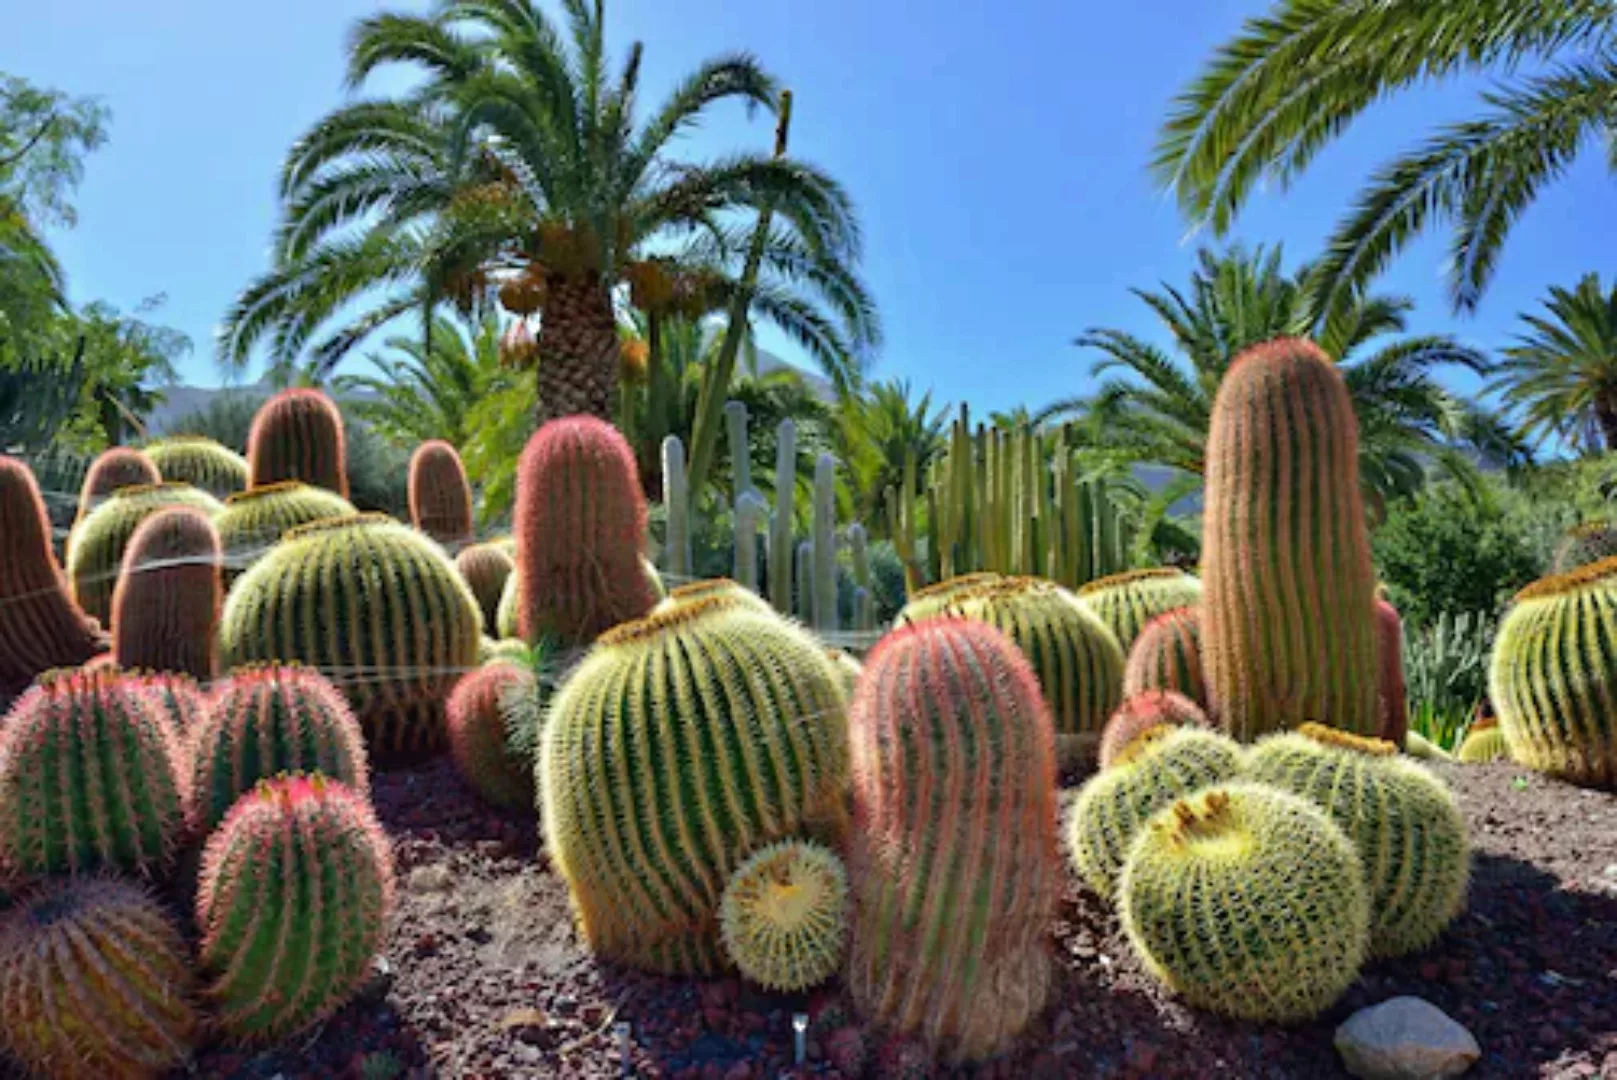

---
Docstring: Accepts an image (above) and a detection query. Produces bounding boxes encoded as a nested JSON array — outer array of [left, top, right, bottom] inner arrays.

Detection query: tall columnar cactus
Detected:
[[1202, 337, 1379, 742], [955, 576, 1125, 767], [1122, 605, 1205, 706], [660, 434, 692, 581], [0, 877, 198, 1078], [1374, 598, 1409, 747], [734, 490, 767, 592], [456, 540, 516, 634], [768, 418, 798, 614], [446, 661, 536, 811], [846, 618, 1060, 1064], [1097, 690, 1209, 770], [725, 400, 753, 500], [0, 457, 108, 697], [219, 514, 482, 756], [812, 453, 838, 632], [408, 439, 474, 547], [0, 668, 190, 876], [213, 481, 356, 580], [66, 482, 223, 626], [191, 665, 370, 830], [1067, 726, 1243, 896], [1489, 560, 1617, 787], [893, 571, 1004, 625], [246, 387, 349, 497], [1078, 568, 1203, 652], [848, 522, 874, 632], [795, 540, 814, 622], [514, 416, 657, 645], [1118, 784, 1369, 1023], [1247, 724, 1469, 957], [719, 839, 848, 993], [542, 600, 850, 975], [196, 775, 394, 1043], [145, 436, 249, 499], [111, 506, 222, 680], [73, 446, 160, 528], [1552, 520, 1617, 573]]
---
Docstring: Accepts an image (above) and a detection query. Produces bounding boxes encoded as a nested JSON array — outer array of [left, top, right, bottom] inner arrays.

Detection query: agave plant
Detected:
[[1402, 610, 1495, 751]]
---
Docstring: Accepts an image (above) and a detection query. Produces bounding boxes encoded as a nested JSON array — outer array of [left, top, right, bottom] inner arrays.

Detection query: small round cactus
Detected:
[[196, 774, 394, 1043], [146, 436, 250, 499], [408, 439, 474, 547], [1068, 726, 1244, 898], [246, 387, 349, 497], [1097, 690, 1208, 770], [446, 662, 536, 811], [73, 446, 160, 528], [1457, 722, 1508, 763], [0, 877, 199, 1078], [719, 839, 849, 992], [66, 482, 224, 627], [456, 540, 516, 633], [1078, 568, 1203, 652], [892, 572, 1003, 626], [1122, 605, 1206, 707], [111, 505, 223, 680], [213, 481, 355, 579]]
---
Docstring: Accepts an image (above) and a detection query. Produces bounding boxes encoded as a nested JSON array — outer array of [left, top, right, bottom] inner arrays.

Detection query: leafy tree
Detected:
[[837, 378, 949, 527], [1494, 273, 1617, 453]]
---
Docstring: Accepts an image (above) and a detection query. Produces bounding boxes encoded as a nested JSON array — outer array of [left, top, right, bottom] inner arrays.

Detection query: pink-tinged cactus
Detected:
[[1375, 599, 1409, 748], [446, 662, 535, 810], [196, 774, 394, 1043], [409, 439, 474, 547], [73, 446, 160, 528], [513, 415, 656, 645], [1098, 690, 1209, 770], [111, 506, 222, 681], [1122, 606, 1206, 707], [1202, 338, 1379, 741], [0, 456, 108, 698], [134, 670, 209, 735], [846, 618, 1060, 1064], [246, 387, 349, 497]]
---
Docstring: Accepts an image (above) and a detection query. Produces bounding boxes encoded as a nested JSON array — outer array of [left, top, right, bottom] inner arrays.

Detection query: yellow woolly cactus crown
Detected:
[[225, 480, 313, 504], [1513, 555, 1617, 602], [718, 839, 848, 993], [281, 512, 396, 542], [1078, 567, 1185, 595], [1109, 722, 1176, 768], [597, 595, 746, 646], [1295, 722, 1398, 758]]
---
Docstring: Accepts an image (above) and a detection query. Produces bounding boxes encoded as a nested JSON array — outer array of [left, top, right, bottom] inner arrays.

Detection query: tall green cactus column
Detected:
[[1201, 337, 1379, 741]]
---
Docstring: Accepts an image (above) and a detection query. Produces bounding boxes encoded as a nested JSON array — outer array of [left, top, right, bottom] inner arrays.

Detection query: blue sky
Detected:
[[10, 0, 1613, 417]]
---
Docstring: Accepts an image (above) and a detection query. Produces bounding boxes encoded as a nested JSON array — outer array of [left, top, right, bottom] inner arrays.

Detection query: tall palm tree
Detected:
[[1495, 273, 1617, 454], [336, 311, 512, 447], [839, 378, 949, 526], [0, 195, 64, 361], [221, 0, 876, 425], [1154, 0, 1617, 316]]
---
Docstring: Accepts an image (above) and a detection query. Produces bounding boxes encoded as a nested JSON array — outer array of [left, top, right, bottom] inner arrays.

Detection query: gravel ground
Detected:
[[129, 759, 1617, 1078]]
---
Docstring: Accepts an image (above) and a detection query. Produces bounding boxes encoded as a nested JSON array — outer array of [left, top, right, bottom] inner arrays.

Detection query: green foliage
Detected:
[[838, 378, 949, 526], [1402, 611, 1495, 752], [1496, 274, 1617, 453]]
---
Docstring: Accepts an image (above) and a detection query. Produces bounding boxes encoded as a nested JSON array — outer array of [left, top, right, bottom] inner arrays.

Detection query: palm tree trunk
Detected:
[[642, 311, 667, 499], [536, 274, 618, 423]]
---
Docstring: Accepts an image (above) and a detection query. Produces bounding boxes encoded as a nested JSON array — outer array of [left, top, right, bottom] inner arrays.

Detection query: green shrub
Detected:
[[1402, 611, 1494, 751], [1373, 484, 1540, 627]]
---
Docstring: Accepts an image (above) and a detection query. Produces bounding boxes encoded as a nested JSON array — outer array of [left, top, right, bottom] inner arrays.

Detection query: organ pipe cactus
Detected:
[[1202, 337, 1379, 742], [734, 490, 767, 592], [541, 599, 850, 976], [769, 419, 798, 614], [813, 454, 838, 632], [1097, 690, 1208, 770], [1078, 568, 1203, 652], [846, 618, 1060, 1064], [455, 540, 516, 634], [246, 387, 349, 496], [66, 482, 223, 626], [660, 434, 691, 581], [73, 446, 160, 529], [1122, 606, 1206, 707], [213, 481, 356, 580], [111, 506, 222, 680], [719, 839, 849, 993], [145, 436, 249, 499], [408, 439, 473, 547], [446, 662, 536, 811]]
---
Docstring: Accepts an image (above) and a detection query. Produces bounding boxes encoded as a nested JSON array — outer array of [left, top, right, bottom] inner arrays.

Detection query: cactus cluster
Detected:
[[67, 482, 223, 627], [455, 540, 516, 633], [146, 436, 250, 499], [246, 388, 349, 497], [846, 618, 1060, 1064], [409, 439, 474, 547], [73, 446, 160, 529], [1097, 690, 1208, 770], [541, 599, 850, 975], [718, 839, 848, 993], [196, 774, 393, 1042], [1079, 568, 1203, 652], [1123, 605, 1206, 706], [213, 481, 355, 579], [446, 661, 536, 810], [111, 506, 222, 680]]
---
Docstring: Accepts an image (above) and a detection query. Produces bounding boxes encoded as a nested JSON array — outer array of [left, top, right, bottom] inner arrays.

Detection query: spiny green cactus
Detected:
[[1067, 726, 1243, 897], [1489, 560, 1617, 787], [213, 481, 355, 580], [1406, 730, 1453, 761], [1202, 337, 1380, 742], [111, 506, 222, 680], [191, 664, 370, 831], [219, 513, 482, 756], [846, 618, 1060, 1064], [497, 568, 519, 639], [1456, 722, 1508, 763], [66, 482, 223, 626], [1246, 723, 1469, 958], [197, 774, 394, 1043], [1122, 605, 1206, 707], [1078, 568, 1203, 652], [0, 667, 190, 877], [73, 446, 160, 529], [246, 387, 349, 497], [1552, 520, 1617, 574], [655, 577, 775, 617], [408, 439, 473, 547], [146, 436, 249, 499], [542, 599, 850, 976], [456, 540, 515, 633], [828, 648, 862, 696], [892, 571, 1003, 625], [1118, 783, 1369, 1023], [1097, 690, 1208, 771], [0, 877, 198, 1079], [447, 661, 536, 811], [719, 839, 848, 993], [134, 670, 209, 735]]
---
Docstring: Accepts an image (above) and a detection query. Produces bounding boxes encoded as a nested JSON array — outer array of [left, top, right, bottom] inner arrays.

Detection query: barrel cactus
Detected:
[[66, 482, 223, 627], [409, 439, 473, 547], [191, 664, 370, 830], [1202, 337, 1380, 741], [73, 446, 160, 528], [1123, 605, 1206, 707], [456, 540, 515, 633], [219, 514, 482, 756], [196, 774, 394, 1043], [1097, 690, 1208, 770], [1078, 568, 1203, 652], [0, 877, 198, 1079], [1067, 726, 1243, 897], [0, 457, 107, 697], [892, 571, 1003, 625], [446, 662, 536, 811], [1375, 598, 1409, 747], [719, 839, 848, 993], [1489, 560, 1617, 787], [246, 387, 349, 497], [0, 668, 190, 877], [1246, 723, 1469, 958], [213, 481, 355, 580], [1407, 730, 1454, 761], [135, 670, 209, 735], [541, 599, 850, 975], [828, 648, 862, 696], [1118, 783, 1369, 1023], [1552, 520, 1617, 573], [111, 506, 222, 680], [146, 436, 249, 499], [846, 618, 1060, 1064], [655, 577, 775, 617], [1456, 721, 1508, 764]]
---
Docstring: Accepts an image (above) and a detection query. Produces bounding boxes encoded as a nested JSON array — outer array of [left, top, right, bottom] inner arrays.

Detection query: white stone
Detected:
[[1335, 996, 1480, 1079]]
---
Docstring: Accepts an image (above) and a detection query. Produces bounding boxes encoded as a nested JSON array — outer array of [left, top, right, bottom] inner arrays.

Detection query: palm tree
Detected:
[[221, 0, 876, 426], [0, 195, 65, 362], [1154, 1, 1617, 316], [336, 311, 512, 447], [838, 378, 949, 526], [1495, 273, 1617, 454], [1052, 246, 1524, 510]]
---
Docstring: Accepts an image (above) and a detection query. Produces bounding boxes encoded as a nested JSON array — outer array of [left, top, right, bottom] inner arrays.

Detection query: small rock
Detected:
[[408, 865, 454, 893], [579, 1002, 607, 1027], [1125, 1039, 1160, 1075], [413, 933, 439, 957], [1335, 996, 1480, 1079]]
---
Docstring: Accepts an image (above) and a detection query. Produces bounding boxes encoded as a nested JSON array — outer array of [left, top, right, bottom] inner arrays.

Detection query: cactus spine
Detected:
[[74, 447, 161, 529], [446, 661, 536, 810], [0, 877, 198, 1078], [456, 540, 516, 635], [1078, 568, 1203, 652], [1097, 690, 1209, 771], [407, 439, 474, 547], [246, 387, 349, 497], [196, 775, 394, 1042], [67, 482, 223, 627], [213, 481, 356, 580], [846, 618, 1060, 1064], [769, 419, 798, 614], [541, 600, 850, 975], [0, 668, 190, 877], [660, 434, 691, 581], [1202, 337, 1379, 741], [1118, 784, 1369, 1023], [719, 839, 848, 993], [1122, 606, 1206, 707], [1375, 598, 1409, 747], [1489, 559, 1617, 787], [111, 506, 222, 680], [145, 436, 249, 499]]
